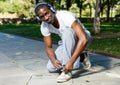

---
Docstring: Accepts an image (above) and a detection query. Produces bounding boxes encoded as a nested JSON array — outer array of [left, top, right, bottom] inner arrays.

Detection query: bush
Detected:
[[0, 0, 35, 18]]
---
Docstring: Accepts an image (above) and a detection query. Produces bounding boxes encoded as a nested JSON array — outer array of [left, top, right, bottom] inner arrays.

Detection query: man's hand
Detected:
[[63, 61, 73, 73], [53, 59, 62, 69]]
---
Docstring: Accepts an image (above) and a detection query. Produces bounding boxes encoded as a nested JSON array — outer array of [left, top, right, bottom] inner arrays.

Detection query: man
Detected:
[[34, 2, 91, 83]]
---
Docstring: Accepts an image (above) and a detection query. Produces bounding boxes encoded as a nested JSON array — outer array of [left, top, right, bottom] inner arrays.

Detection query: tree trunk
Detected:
[[107, 0, 110, 22], [66, 0, 71, 10], [93, 0, 101, 34], [36, 0, 39, 4], [90, 5, 92, 18], [76, 0, 83, 18], [79, 2, 82, 18]]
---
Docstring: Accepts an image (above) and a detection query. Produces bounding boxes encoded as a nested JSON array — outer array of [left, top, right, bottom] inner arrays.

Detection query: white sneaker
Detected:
[[57, 71, 72, 83], [82, 52, 91, 70]]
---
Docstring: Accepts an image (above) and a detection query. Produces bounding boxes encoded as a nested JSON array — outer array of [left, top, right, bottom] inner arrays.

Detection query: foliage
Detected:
[[0, 0, 35, 18], [0, 0, 120, 18], [116, 5, 120, 15]]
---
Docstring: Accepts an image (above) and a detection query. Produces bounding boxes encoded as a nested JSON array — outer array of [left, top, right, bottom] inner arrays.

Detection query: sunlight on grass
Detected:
[[89, 37, 120, 56]]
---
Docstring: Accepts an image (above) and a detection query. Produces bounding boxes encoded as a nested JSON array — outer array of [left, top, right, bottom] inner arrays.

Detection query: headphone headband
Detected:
[[34, 2, 56, 15], [34, 2, 56, 21]]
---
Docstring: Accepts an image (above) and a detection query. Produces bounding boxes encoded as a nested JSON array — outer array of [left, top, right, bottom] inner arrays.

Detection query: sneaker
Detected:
[[81, 52, 91, 70], [57, 71, 72, 83]]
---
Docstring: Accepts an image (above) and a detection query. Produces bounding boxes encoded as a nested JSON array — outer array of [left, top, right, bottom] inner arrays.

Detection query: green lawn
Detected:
[[89, 37, 120, 57], [0, 22, 120, 58]]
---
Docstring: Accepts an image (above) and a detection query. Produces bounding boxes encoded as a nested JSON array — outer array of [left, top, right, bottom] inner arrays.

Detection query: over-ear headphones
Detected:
[[34, 2, 56, 21]]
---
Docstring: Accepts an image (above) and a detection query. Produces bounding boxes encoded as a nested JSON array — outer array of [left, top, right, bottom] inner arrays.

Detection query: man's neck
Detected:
[[52, 16, 59, 28]]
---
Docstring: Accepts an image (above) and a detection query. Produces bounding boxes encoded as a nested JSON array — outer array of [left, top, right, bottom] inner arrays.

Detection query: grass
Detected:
[[89, 37, 120, 58], [0, 24, 43, 40], [84, 22, 120, 58], [0, 22, 120, 58]]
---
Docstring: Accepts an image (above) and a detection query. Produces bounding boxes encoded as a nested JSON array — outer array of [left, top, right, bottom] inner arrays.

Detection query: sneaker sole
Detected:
[[57, 77, 71, 83]]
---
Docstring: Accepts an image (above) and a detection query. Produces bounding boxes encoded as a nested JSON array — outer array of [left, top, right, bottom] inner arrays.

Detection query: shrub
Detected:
[[0, 0, 35, 18]]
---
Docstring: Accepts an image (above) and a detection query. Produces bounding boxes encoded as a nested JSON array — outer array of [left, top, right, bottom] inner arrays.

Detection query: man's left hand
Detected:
[[63, 62, 73, 73]]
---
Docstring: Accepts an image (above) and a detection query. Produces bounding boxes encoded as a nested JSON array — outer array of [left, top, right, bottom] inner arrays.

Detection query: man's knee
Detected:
[[46, 61, 57, 73], [47, 65, 56, 73]]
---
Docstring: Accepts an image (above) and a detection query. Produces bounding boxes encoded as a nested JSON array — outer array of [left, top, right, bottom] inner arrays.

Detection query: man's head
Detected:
[[34, 2, 56, 24]]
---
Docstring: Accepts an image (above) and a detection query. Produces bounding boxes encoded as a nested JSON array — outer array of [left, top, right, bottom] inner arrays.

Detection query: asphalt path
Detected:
[[0, 32, 120, 85]]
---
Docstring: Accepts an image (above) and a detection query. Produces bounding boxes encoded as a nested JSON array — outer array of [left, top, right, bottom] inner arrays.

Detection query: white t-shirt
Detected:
[[40, 10, 90, 37]]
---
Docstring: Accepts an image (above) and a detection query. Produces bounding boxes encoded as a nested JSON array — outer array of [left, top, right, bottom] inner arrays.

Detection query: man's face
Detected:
[[36, 5, 55, 24]]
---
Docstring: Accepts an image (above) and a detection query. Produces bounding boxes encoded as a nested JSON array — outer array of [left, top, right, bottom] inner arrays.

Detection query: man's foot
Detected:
[[80, 52, 91, 70], [57, 71, 72, 83]]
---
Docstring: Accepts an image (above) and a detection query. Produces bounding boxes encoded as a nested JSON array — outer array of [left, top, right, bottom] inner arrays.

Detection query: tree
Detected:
[[66, 0, 72, 10], [106, 0, 110, 22], [93, 0, 101, 34], [49, 0, 54, 6], [75, 0, 85, 18], [85, 0, 95, 18], [35, 0, 39, 4], [101, 0, 119, 21]]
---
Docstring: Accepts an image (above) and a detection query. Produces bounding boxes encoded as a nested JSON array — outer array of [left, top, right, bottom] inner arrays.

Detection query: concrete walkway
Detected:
[[0, 32, 120, 85]]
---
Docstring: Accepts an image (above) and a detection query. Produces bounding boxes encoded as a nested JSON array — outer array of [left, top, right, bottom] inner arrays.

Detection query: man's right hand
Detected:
[[53, 59, 62, 69]]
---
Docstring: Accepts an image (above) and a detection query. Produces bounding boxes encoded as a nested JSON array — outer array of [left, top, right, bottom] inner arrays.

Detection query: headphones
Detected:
[[34, 2, 56, 21]]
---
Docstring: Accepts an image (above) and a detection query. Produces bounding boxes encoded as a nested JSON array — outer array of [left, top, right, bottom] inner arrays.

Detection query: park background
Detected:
[[0, 0, 120, 58]]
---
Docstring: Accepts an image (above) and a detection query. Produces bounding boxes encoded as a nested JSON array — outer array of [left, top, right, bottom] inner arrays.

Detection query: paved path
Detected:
[[0, 32, 120, 85]]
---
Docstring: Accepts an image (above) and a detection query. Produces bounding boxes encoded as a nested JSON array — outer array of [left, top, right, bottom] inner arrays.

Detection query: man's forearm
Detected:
[[46, 47, 56, 63], [69, 38, 88, 64]]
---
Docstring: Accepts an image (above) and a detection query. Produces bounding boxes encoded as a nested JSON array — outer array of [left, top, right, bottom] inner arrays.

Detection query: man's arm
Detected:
[[63, 20, 88, 72], [70, 20, 88, 62], [44, 35, 61, 69]]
